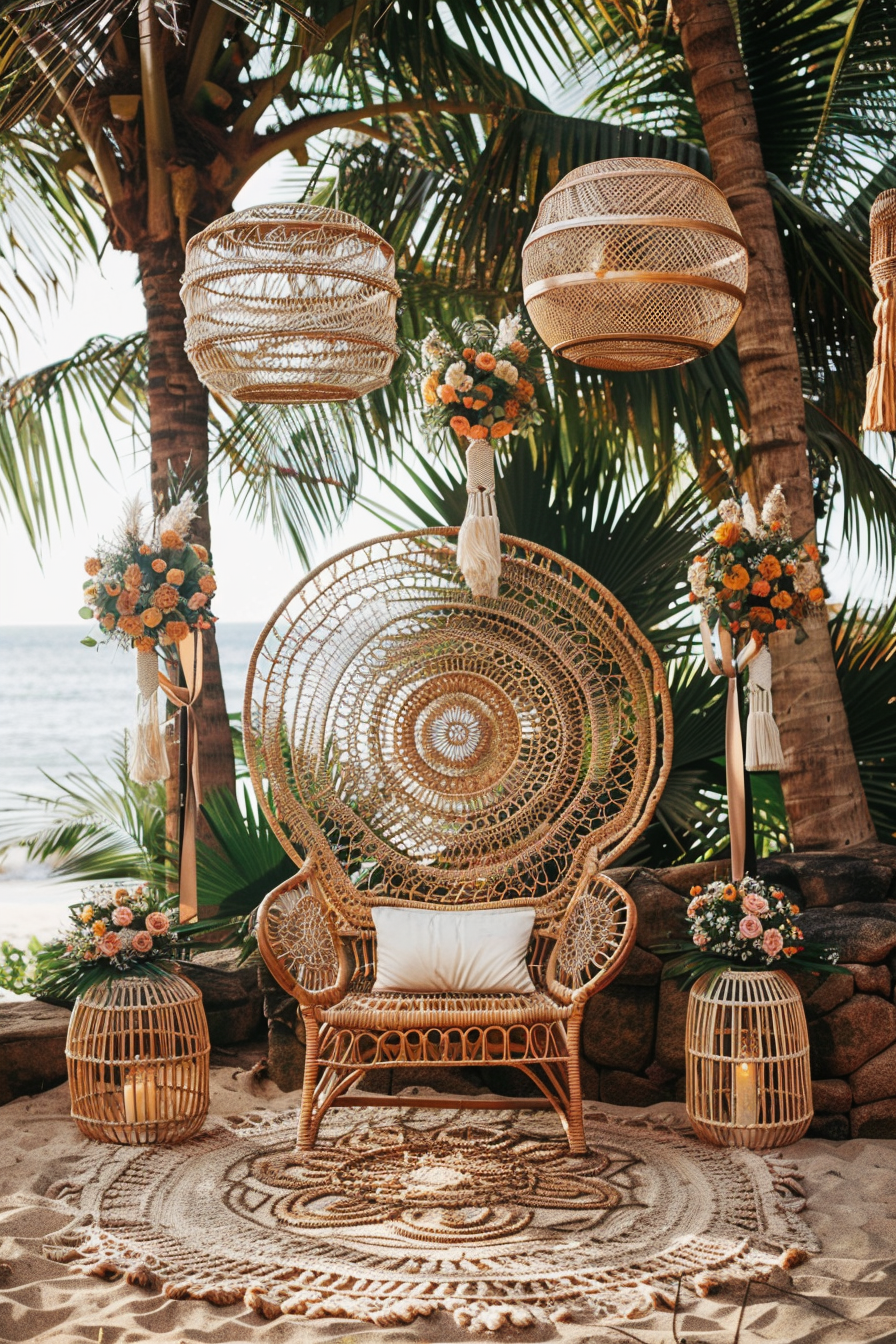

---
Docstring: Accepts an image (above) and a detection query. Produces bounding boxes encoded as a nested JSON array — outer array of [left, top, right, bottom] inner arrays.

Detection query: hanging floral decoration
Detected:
[[79, 493, 217, 654], [417, 313, 545, 446], [687, 486, 824, 644]]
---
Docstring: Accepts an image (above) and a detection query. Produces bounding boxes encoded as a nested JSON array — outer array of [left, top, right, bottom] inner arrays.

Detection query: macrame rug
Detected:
[[42, 1102, 817, 1332]]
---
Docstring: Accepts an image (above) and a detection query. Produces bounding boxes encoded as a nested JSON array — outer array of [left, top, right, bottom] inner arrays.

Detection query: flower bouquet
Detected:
[[418, 312, 545, 446], [32, 881, 182, 1003], [656, 876, 842, 988]]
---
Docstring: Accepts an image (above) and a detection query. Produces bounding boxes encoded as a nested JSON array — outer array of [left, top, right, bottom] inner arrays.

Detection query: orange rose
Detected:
[[187, 592, 208, 610], [473, 384, 493, 401], [160, 529, 185, 550], [462, 347, 476, 361], [770, 519, 782, 531], [142, 607, 163, 627], [730, 621, 740, 632], [437, 384, 458, 404], [198, 574, 217, 595], [775, 618, 787, 629], [467, 424, 490, 439], [164, 620, 189, 643], [166, 568, 185, 585], [118, 615, 144, 637], [751, 579, 771, 597], [152, 583, 180, 611], [123, 563, 142, 590], [84, 557, 101, 576], [754, 607, 775, 624], [509, 340, 529, 361], [475, 352, 497, 372], [151, 558, 166, 573], [192, 544, 208, 563], [135, 636, 155, 653], [490, 421, 513, 438], [449, 415, 471, 436], [723, 564, 749, 590], [808, 586, 824, 603], [516, 378, 534, 401], [785, 563, 796, 575], [805, 543, 820, 562], [101, 613, 115, 631], [116, 589, 138, 616], [713, 521, 740, 548], [422, 373, 439, 406], [504, 398, 520, 418], [139, 544, 152, 555], [462, 396, 487, 410], [92, 920, 107, 937], [104, 581, 121, 596], [770, 590, 792, 609], [758, 555, 782, 580]]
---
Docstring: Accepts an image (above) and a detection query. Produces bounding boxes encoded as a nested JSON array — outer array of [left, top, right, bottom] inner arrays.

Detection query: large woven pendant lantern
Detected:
[[862, 189, 896, 432], [522, 158, 748, 371], [181, 205, 401, 403]]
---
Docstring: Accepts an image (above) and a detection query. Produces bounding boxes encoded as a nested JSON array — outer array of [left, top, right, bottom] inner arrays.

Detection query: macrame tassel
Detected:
[[745, 643, 785, 773], [129, 648, 170, 785], [456, 439, 501, 598], [862, 189, 896, 433]]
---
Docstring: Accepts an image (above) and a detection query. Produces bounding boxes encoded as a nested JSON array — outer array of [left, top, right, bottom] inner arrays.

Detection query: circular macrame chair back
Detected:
[[244, 529, 672, 929]]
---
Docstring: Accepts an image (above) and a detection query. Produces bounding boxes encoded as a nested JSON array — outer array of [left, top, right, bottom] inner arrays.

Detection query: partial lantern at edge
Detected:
[[181, 204, 401, 403], [522, 158, 748, 372]]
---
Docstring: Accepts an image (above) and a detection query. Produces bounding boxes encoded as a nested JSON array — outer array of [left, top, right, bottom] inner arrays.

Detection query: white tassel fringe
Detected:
[[745, 644, 785, 772], [456, 440, 501, 598], [129, 648, 170, 785]]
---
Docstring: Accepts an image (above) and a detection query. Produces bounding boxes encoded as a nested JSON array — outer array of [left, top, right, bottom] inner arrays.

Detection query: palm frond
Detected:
[[831, 599, 896, 842]]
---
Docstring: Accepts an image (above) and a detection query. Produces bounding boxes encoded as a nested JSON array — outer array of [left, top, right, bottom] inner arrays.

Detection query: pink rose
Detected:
[[762, 927, 784, 957], [742, 892, 769, 916], [112, 906, 134, 927], [693, 932, 709, 948], [98, 931, 123, 957], [131, 931, 153, 954], [145, 911, 170, 935], [738, 915, 762, 940], [687, 897, 705, 917], [187, 592, 207, 609]]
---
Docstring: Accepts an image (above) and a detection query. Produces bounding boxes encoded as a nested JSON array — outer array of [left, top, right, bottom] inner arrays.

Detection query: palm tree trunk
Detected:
[[139, 239, 236, 802], [673, 0, 875, 850]]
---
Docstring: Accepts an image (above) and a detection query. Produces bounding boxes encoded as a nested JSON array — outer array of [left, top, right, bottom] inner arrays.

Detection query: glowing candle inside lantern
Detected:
[[123, 1064, 158, 1125], [734, 1058, 758, 1128]]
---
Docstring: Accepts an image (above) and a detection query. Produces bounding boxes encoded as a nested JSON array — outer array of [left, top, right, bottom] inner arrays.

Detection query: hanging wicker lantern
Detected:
[[66, 970, 210, 1145], [686, 969, 812, 1149], [862, 189, 896, 432], [181, 204, 401, 403], [522, 158, 748, 371]]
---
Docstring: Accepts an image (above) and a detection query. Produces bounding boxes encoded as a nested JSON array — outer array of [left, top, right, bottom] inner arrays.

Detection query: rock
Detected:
[[758, 851, 896, 908], [617, 945, 663, 987], [582, 984, 655, 1073], [654, 978, 690, 1074], [808, 1113, 849, 1140], [477, 1065, 541, 1098], [797, 911, 896, 965], [624, 872, 687, 949], [809, 994, 896, 1076], [184, 964, 265, 1046], [803, 971, 854, 1020], [0, 1000, 71, 1106], [652, 861, 731, 895], [601, 1069, 671, 1108], [842, 963, 891, 996], [578, 1054, 602, 1102], [811, 1078, 852, 1114], [850, 1098, 896, 1139], [266, 1019, 305, 1092], [392, 1066, 488, 1096], [832, 903, 896, 924], [849, 1042, 896, 1105]]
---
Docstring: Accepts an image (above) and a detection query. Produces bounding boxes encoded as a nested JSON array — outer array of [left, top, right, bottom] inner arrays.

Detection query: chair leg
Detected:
[[565, 1014, 588, 1155], [297, 1011, 320, 1150]]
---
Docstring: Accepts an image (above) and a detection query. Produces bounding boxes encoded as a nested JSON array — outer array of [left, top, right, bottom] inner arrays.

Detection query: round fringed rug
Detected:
[[44, 1103, 816, 1332]]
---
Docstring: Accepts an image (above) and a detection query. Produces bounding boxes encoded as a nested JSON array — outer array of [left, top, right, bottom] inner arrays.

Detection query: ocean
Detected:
[[0, 623, 262, 947]]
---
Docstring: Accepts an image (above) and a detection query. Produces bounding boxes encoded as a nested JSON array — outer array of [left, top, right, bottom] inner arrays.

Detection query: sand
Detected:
[[1, 1053, 895, 1344]]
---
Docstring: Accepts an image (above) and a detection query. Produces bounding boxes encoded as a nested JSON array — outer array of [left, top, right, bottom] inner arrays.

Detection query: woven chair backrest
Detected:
[[244, 529, 671, 931]]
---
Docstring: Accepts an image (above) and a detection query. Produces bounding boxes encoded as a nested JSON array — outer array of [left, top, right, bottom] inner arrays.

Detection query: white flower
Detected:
[[459, 375, 474, 392], [421, 329, 448, 366], [740, 492, 759, 538], [718, 498, 743, 527], [444, 360, 467, 389], [688, 557, 711, 599], [761, 483, 789, 529], [496, 313, 521, 349], [794, 560, 820, 595], [494, 360, 519, 385], [154, 492, 198, 547]]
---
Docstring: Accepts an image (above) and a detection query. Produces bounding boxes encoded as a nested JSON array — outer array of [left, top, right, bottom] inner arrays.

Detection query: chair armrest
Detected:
[[546, 866, 637, 1006], [255, 860, 351, 1010]]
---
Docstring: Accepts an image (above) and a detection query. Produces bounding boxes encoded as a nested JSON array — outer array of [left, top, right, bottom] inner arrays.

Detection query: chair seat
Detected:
[[322, 988, 572, 1030]]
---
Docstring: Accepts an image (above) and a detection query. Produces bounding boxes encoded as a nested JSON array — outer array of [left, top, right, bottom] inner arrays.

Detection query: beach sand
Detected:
[[1, 1055, 895, 1344]]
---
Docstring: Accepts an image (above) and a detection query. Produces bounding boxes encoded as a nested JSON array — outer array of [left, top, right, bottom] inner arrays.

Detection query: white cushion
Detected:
[[371, 906, 536, 994]]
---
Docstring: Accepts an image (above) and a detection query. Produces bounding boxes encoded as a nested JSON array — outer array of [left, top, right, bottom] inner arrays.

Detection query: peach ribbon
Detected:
[[700, 619, 761, 881], [158, 633, 204, 923]]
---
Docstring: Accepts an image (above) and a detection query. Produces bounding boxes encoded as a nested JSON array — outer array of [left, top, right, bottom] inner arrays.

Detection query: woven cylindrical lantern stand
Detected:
[[66, 970, 210, 1145], [686, 969, 812, 1149], [181, 204, 400, 404], [522, 158, 748, 371], [862, 189, 896, 432]]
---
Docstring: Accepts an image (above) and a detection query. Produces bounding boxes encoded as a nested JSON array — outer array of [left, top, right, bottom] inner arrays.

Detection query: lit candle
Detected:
[[123, 1063, 158, 1126], [734, 1058, 758, 1129]]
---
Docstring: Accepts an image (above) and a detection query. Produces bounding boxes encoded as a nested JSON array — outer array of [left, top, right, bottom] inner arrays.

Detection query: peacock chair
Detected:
[[246, 528, 672, 1152]]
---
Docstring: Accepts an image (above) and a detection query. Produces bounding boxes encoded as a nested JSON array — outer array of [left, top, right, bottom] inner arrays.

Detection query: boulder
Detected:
[[392, 1066, 488, 1097], [616, 945, 663, 987], [758, 850, 896, 908], [266, 1018, 304, 1092], [184, 963, 265, 1047], [624, 872, 687, 949], [797, 911, 896, 965], [849, 1042, 896, 1106], [652, 861, 731, 895], [842, 963, 891, 996], [601, 1069, 671, 1108], [850, 1098, 896, 1139], [811, 1078, 852, 1114], [0, 1000, 71, 1106], [832, 903, 896, 924], [582, 984, 655, 1074], [809, 994, 896, 1076], [808, 1113, 850, 1141], [654, 977, 690, 1074], [802, 971, 854, 1020]]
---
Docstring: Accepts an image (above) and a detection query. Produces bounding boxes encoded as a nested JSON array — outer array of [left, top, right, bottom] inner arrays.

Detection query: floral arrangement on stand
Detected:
[[657, 876, 842, 988], [33, 881, 182, 1002]]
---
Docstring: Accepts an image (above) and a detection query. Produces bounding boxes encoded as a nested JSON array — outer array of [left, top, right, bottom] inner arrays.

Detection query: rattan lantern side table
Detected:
[[66, 968, 210, 1145]]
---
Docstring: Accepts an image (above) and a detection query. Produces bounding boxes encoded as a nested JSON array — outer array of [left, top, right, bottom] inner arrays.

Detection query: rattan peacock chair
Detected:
[[246, 529, 672, 1152]]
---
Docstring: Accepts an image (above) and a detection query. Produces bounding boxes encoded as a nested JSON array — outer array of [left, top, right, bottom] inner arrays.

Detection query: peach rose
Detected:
[[164, 621, 189, 642], [131, 930, 153, 954], [101, 613, 115, 631], [152, 583, 180, 611], [116, 589, 138, 616], [449, 415, 471, 437], [123, 563, 143, 590], [762, 927, 784, 957], [139, 544, 152, 555], [516, 378, 534, 401], [98, 931, 123, 957], [490, 420, 513, 438], [437, 384, 458, 404], [770, 590, 793, 609], [738, 915, 762, 940], [198, 575, 216, 595], [475, 352, 497, 372], [713, 521, 740, 548], [758, 555, 782, 580], [187, 592, 207, 610], [693, 932, 709, 947], [805, 543, 820, 562], [751, 579, 771, 597], [462, 395, 488, 411], [142, 607, 163, 627], [192, 544, 208, 563], [145, 911, 170, 935], [509, 340, 529, 361], [135, 636, 155, 653], [724, 564, 750, 590], [84, 557, 102, 576], [462, 347, 477, 361], [687, 896, 706, 917], [118, 615, 144, 637], [166, 568, 185, 586], [112, 905, 134, 927], [504, 398, 520, 418], [742, 892, 769, 915], [467, 424, 489, 439], [160, 529, 185, 550], [151, 558, 166, 573]]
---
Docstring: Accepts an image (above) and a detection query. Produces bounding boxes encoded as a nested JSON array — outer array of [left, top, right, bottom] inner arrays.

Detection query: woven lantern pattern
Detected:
[[686, 969, 812, 1149], [181, 205, 400, 404], [66, 971, 210, 1145], [522, 158, 748, 371], [862, 189, 896, 432]]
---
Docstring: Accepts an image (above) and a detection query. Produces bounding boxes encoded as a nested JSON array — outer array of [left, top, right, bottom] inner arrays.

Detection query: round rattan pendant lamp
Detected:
[[522, 158, 748, 371], [181, 204, 401, 403]]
